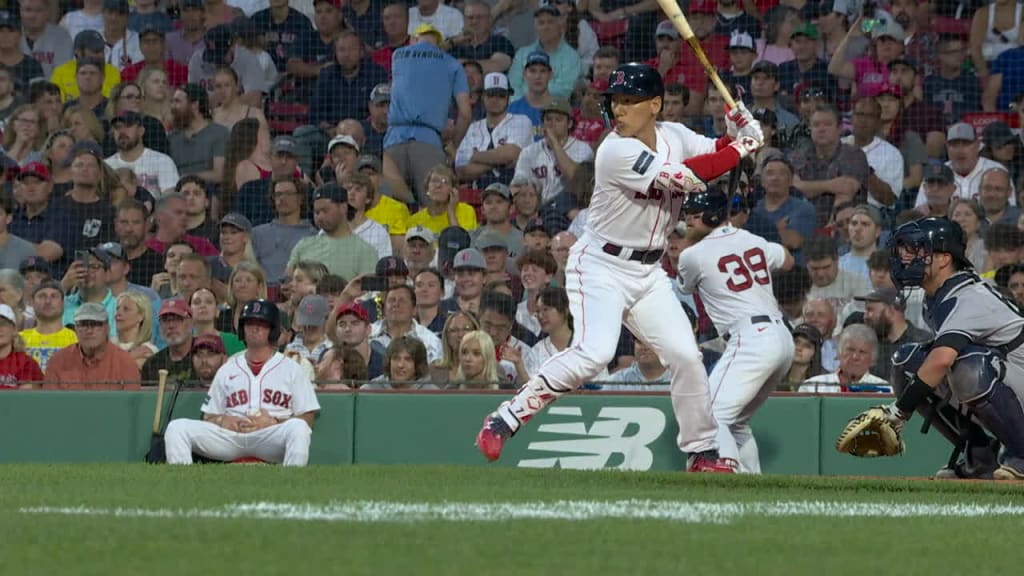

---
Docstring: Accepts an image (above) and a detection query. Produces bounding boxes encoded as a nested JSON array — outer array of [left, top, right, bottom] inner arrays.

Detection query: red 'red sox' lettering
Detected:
[[262, 389, 292, 409], [225, 390, 249, 408]]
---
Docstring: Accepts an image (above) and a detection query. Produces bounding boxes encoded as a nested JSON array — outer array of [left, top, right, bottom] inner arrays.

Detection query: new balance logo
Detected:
[[517, 406, 666, 470]]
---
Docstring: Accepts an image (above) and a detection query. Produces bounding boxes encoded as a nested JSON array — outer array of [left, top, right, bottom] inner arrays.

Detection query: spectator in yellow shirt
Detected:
[[50, 30, 123, 101], [19, 280, 77, 373], [407, 164, 478, 235]]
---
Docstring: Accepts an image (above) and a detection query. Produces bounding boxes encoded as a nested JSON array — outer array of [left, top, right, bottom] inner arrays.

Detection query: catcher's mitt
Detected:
[[836, 406, 905, 457]]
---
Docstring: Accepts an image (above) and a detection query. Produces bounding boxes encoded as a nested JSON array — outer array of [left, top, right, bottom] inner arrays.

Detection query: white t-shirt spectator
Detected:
[[914, 157, 1016, 208], [353, 218, 393, 258], [408, 4, 465, 40], [842, 135, 903, 208], [105, 148, 181, 196], [61, 11, 104, 43], [513, 137, 594, 204]]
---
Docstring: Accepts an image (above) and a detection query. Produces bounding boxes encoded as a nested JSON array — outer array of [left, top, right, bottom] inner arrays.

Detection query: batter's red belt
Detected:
[[602, 243, 664, 265]]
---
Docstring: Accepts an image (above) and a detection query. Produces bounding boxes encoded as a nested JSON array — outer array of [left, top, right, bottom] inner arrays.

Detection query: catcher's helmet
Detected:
[[682, 188, 730, 228], [888, 217, 970, 289], [238, 298, 281, 344], [603, 63, 665, 117]]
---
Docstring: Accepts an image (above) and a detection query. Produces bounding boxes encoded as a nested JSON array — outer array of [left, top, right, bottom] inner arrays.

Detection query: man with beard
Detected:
[[288, 183, 378, 280], [857, 287, 931, 380], [115, 199, 164, 286], [190, 333, 226, 385], [105, 111, 180, 196], [141, 298, 197, 386], [168, 84, 227, 185]]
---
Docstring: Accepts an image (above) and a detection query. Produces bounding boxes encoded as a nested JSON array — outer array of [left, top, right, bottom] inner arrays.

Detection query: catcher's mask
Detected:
[[888, 217, 969, 290]]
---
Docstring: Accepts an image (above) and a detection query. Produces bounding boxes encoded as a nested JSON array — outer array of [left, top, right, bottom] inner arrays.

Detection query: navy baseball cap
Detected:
[[74, 30, 106, 53], [0, 9, 20, 29], [312, 182, 348, 203], [203, 25, 235, 64], [525, 51, 552, 70], [19, 256, 52, 276]]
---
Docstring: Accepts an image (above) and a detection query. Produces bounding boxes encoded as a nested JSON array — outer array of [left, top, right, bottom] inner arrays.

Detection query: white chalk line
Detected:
[[19, 500, 1024, 524]]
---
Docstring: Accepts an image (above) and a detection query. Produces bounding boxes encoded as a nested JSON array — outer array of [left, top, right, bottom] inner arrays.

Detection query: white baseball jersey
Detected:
[[105, 149, 181, 196], [913, 157, 1016, 208], [678, 226, 787, 336], [513, 137, 594, 204], [455, 112, 534, 171], [587, 122, 717, 251], [202, 352, 321, 420]]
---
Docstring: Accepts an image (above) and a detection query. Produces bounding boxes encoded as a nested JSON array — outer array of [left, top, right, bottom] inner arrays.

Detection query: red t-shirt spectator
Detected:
[[0, 351, 44, 388], [648, 35, 729, 93], [121, 59, 189, 87], [572, 109, 605, 147], [146, 234, 219, 256], [371, 39, 411, 77]]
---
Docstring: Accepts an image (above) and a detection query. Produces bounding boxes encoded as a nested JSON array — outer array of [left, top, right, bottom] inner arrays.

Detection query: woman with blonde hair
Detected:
[[189, 287, 244, 356], [0, 270, 31, 330], [430, 309, 479, 385], [139, 65, 172, 127], [112, 291, 158, 367], [407, 164, 478, 234], [3, 104, 45, 165], [218, 261, 268, 334], [61, 105, 104, 143], [453, 330, 500, 390]]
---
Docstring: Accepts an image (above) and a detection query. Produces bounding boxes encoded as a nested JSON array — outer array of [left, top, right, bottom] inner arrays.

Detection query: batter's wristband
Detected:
[[895, 374, 932, 415]]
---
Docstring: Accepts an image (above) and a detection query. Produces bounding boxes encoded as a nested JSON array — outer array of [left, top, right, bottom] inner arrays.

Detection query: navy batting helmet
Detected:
[[238, 298, 281, 345], [682, 189, 729, 228], [888, 217, 970, 289], [603, 63, 665, 117]]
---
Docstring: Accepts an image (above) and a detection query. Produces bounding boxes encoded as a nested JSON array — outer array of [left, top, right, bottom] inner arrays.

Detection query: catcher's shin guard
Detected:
[[967, 381, 1024, 459], [496, 375, 570, 432]]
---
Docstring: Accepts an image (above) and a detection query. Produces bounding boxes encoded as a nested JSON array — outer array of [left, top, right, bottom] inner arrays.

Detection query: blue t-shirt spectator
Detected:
[[128, 11, 173, 34], [507, 98, 542, 138], [991, 46, 1024, 112], [449, 35, 516, 66], [752, 194, 816, 264], [311, 58, 388, 127], [384, 42, 468, 148], [924, 71, 982, 125], [343, 3, 384, 50], [252, 7, 315, 72]]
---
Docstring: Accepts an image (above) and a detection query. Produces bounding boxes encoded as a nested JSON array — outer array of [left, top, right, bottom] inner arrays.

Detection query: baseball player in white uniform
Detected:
[[678, 189, 794, 473], [164, 300, 320, 466], [476, 63, 764, 472]]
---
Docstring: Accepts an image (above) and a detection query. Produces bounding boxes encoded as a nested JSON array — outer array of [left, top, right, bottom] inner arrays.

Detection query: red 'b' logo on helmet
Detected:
[[611, 71, 625, 87]]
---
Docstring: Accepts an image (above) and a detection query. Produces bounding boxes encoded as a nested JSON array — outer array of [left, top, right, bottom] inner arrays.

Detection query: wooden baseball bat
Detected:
[[152, 369, 168, 435], [654, 0, 738, 111]]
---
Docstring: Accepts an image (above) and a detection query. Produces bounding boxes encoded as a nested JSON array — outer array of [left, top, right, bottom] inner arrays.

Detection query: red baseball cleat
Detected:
[[686, 452, 737, 473], [476, 414, 513, 462]]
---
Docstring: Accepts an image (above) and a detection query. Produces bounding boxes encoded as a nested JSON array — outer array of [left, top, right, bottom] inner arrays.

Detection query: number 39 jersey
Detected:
[[678, 226, 787, 336]]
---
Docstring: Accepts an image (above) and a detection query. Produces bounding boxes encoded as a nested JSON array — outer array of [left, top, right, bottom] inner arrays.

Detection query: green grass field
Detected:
[[2, 465, 1023, 576]]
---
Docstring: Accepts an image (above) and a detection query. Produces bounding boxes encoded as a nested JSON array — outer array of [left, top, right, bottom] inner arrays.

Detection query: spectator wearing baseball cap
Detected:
[[50, 30, 122, 101], [447, 1, 516, 76], [721, 31, 757, 98], [470, 182, 526, 263], [441, 247, 487, 314], [981, 121, 1021, 182], [454, 72, 533, 191], [102, 0, 144, 69], [128, 0, 173, 36], [400, 225, 433, 277], [913, 122, 1018, 210], [777, 23, 837, 106], [917, 163, 957, 218], [749, 60, 800, 131], [382, 22, 467, 208], [0, 303, 44, 388], [190, 333, 226, 384], [233, 135, 307, 227], [855, 287, 932, 380], [827, 16, 907, 100], [188, 23, 272, 105], [360, 83, 391, 157], [94, 241, 161, 310], [782, 323, 825, 390], [506, 50, 555, 130], [207, 213, 253, 287], [45, 302, 141, 388], [61, 247, 119, 338], [0, 11, 43, 96], [328, 301, 385, 380], [286, 294, 332, 363], [290, 182, 379, 280], [106, 109, 182, 196], [513, 97, 594, 205], [140, 298, 197, 386], [18, 256, 52, 297]]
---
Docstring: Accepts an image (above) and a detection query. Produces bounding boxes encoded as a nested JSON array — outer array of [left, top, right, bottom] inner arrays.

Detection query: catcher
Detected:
[[837, 217, 1024, 481]]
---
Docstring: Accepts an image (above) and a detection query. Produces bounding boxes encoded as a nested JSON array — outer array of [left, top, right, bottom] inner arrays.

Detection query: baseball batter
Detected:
[[164, 299, 320, 466], [476, 63, 764, 472], [678, 189, 794, 473]]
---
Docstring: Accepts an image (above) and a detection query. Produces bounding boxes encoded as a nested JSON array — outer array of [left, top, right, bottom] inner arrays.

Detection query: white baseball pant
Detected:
[[498, 237, 719, 454], [164, 418, 313, 466], [709, 318, 794, 473]]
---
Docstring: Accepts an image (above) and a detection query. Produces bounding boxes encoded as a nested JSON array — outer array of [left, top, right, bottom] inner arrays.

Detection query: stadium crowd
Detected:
[[0, 0, 1023, 395]]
